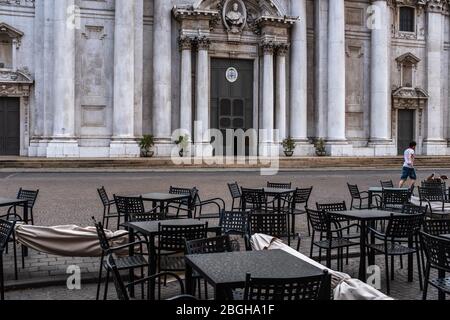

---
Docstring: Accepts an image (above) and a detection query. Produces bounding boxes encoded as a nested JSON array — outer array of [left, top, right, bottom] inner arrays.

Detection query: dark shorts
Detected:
[[401, 167, 417, 180]]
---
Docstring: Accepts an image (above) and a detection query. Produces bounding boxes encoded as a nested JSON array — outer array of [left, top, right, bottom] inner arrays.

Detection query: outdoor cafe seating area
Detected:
[[1, 178, 450, 301]]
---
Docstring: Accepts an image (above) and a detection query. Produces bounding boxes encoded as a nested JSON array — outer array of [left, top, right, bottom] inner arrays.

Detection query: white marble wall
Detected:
[[1, 0, 450, 158]]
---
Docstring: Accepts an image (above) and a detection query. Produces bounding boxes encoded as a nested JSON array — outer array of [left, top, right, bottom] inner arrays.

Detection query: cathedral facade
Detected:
[[0, 0, 449, 158]]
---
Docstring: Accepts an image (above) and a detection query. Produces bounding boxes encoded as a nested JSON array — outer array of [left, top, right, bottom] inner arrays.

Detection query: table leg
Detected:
[[358, 220, 367, 281], [185, 262, 194, 296], [368, 191, 372, 209], [368, 221, 375, 266], [128, 229, 135, 298], [438, 270, 445, 300], [22, 203, 28, 257], [149, 235, 157, 300], [408, 237, 413, 282]]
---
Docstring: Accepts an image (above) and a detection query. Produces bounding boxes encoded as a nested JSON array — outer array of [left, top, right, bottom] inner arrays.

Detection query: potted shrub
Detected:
[[314, 138, 327, 157], [139, 134, 154, 157], [175, 134, 191, 157], [282, 137, 296, 157]]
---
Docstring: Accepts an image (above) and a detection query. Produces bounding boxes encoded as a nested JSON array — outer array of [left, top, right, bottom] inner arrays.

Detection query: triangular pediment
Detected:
[[0, 22, 24, 39], [396, 52, 421, 66]]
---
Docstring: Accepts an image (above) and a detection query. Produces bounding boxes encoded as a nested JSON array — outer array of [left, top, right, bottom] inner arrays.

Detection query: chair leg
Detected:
[[103, 268, 110, 300], [12, 234, 18, 281], [96, 255, 104, 300], [0, 255, 4, 301], [385, 254, 390, 295], [415, 238, 423, 291], [204, 279, 208, 300], [21, 246, 25, 269], [391, 255, 395, 280], [422, 265, 430, 300], [309, 231, 315, 259]]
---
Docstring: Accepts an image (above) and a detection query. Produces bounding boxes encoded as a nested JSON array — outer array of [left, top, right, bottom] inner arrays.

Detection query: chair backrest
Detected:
[[267, 182, 292, 189], [0, 219, 16, 253], [97, 186, 110, 207], [385, 213, 425, 238], [158, 223, 208, 252], [169, 186, 199, 207], [243, 271, 328, 301], [227, 182, 242, 199], [420, 232, 450, 273], [380, 180, 394, 188], [347, 184, 361, 199], [92, 217, 111, 252], [114, 195, 158, 222], [219, 210, 249, 235], [418, 186, 445, 202], [17, 188, 39, 208], [382, 188, 411, 207], [306, 209, 331, 233], [423, 219, 450, 236], [248, 213, 287, 238], [185, 235, 233, 255], [402, 203, 428, 215], [106, 254, 130, 300], [292, 187, 313, 205], [241, 188, 267, 210], [421, 180, 446, 190], [316, 201, 347, 212]]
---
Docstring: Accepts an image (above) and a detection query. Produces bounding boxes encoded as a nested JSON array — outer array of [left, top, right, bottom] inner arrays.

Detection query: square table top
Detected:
[[123, 219, 220, 236], [185, 249, 325, 287], [0, 197, 27, 207], [330, 209, 406, 221], [261, 188, 296, 195], [139, 193, 190, 202]]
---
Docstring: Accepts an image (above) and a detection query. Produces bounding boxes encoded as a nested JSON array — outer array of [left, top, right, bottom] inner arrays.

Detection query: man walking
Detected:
[[399, 141, 417, 188]]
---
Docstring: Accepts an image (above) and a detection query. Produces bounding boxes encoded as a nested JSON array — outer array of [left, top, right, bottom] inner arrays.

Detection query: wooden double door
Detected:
[[0, 97, 20, 156], [210, 58, 253, 156]]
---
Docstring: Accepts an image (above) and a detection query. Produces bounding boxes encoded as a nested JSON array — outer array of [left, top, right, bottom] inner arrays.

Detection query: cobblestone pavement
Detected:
[[0, 169, 446, 300]]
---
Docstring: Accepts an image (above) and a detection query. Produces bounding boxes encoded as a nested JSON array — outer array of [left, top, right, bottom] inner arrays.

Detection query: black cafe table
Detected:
[[330, 209, 407, 282], [367, 187, 410, 208], [140, 192, 192, 218], [123, 219, 221, 299], [185, 249, 331, 300], [0, 197, 29, 255]]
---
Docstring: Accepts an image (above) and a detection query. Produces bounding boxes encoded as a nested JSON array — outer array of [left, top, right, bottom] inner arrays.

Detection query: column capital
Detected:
[[276, 43, 290, 56], [179, 36, 193, 51], [261, 41, 276, 55], [425, 0, 448, 14], [195, 36, 211, 51]]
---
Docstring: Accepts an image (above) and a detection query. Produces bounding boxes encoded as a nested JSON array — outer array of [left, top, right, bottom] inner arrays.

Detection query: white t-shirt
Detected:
[[403, 148, 415, 168]]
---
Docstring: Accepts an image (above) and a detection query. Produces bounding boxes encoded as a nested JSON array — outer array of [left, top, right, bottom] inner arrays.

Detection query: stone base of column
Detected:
[[325, 141, 353, 157], [154, 138, 174, 157], [110, 139, 140, 158], [368, 140, 397, 156], [29, 139, 50, 157], [46, 138, 80, 158], [193, 142, 212, 158], [422, 140, 448, 156], [293, 141, 315, 157], [259, 142, 279, 158]]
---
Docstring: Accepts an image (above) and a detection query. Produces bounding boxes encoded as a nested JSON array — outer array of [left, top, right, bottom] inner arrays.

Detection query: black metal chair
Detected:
[[106, 254, 195, 301], [219, 210, 249, 236], [347, 183, 370, 210], [366, 213, 425, 295], [380, 188, 412, 212], [114, 195, 160, 223], [380, 180, 394, 188], [93, 218, 149, 300], [166, 186, 196, 219], [241, 188, 275, 213], [243, 270, 329, 301], [420, 232, 450, 300], [247, 212, 295, 249], [0, 219, 16, 300], [6, 188, 39, 225], [285, 187, 313, 236], [316, 201, 359, 265], [306, 208, 359, 271], [418, 186, 450, 218], [227, 182, 242, 211], [97, 187, 120, 230], [423, 219, 450, 236]]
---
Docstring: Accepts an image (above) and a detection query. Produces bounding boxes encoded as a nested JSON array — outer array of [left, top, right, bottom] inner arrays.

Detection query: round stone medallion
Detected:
[[225, 67, 239, 83]]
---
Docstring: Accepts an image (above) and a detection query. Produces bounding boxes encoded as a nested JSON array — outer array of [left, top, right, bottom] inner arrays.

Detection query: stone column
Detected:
[[290, 0, 311, 155], [194, 37, 211, 157], [315, 0, 328, 140], [152, 0, 172, 156], [47, 0, 79, 157], [276, 44, 288, 146], [369, 0, 395, 155], [110, 0, 140, 157], [260, 41, 275, 152], [327, 0, 349, 155], [179, 36, 193, 138], [424, 2, 446, 155]]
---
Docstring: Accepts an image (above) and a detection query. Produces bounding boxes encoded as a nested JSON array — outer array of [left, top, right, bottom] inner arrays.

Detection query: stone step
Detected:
[[1, 156, 450, 169]]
